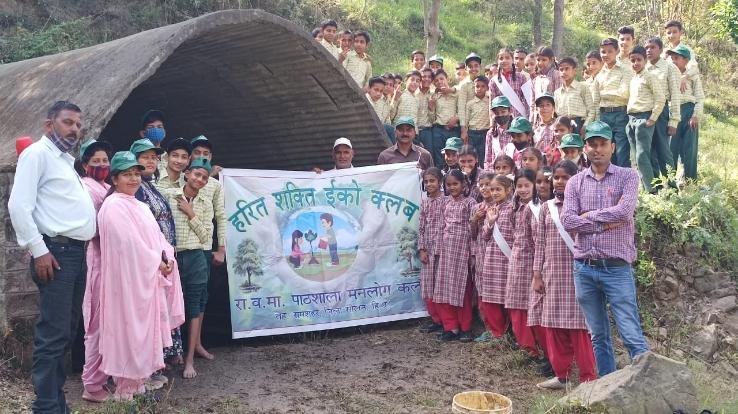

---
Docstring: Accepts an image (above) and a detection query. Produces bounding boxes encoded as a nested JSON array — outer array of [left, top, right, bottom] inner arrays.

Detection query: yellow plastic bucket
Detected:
[[452, 391, 512, 414]]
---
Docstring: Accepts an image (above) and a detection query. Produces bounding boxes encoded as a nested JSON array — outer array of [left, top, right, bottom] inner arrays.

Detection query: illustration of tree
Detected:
[[304, 229, 320, 265], [397, 226, 419, 275], [233, 238, 263, 292]]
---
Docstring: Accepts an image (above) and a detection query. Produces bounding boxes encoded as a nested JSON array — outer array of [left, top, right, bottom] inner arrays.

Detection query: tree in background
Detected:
[[233, 238, 264, 292], [533, 0, 543, 46], [713, 0, 738, 45], [552, 0, 565, 55], [423, 0, 442, 56]]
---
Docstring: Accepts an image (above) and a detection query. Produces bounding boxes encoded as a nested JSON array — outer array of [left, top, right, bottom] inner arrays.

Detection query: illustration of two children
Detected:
[[290, 212, 339, 268]]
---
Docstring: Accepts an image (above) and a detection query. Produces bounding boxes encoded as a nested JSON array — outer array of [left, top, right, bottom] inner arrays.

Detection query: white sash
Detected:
[[494, 75, 530, 118], [493, 223, 512, 258], [548, 199, 575, 254], [521, 81, 533, 109], [529, 202, 541, 222], [491, 136, 502, 156]]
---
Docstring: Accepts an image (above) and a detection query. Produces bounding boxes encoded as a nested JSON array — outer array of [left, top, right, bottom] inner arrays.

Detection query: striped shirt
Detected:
[[392, 90, 420, 126], [646, 58, 682, 128], [344, 51, 372, 87], [664, 42, 699, 77], [415, 88, 433, 128], [591, 62, 633, 118], [627, 69, 666, 122], [554, 80, 594, 123], [431, 91, 458, 125], [561, 163, 639, 263], [465, 95, 491, 131], [164, 187, 212, 252], [367, 94, 392, 124], [679, 71, 705, 120]]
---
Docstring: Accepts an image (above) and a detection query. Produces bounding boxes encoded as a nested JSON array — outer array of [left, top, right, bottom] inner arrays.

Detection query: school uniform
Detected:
[[367, 94, 393, 142], [526, 202, 545, 332], [319, 38, 340, 60], [664, 43, 700, 77], [470, 200, 494, 289], [533, 199, 596, 382], [534, 120, 560, 166], [343, 50, 372, 88], [465, 95, 491, 161], [433, 196, 477, 333], [627, 68, 666, 192], [464, 168, 481, 202], [418, 195, 448, 325], [554, 80, 594, 129], [430, 90, 460, 168], [531, 67, 563, 124], [416, 88, 434, 150], [670, 70, 703, 179], [456, 79, 475, 128], [646, 57, 681, 178], [393, 90, 420, 127], [489, 70, 532, 118], [505, 203, 545, 358], [478, 201, 514, 337], [591, 62, 633, 167], [484, 125, 512, 170]]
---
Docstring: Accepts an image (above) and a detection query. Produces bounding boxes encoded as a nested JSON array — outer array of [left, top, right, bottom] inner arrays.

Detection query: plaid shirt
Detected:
[[484, 125, 513, 170], [164, 187, 212, 252], [646, 58, 682, 128], [679, 71, 705, 120], [433, 196, 475, 306], [478, 200, 514, 304], [367, 94, 392, 124], [561, 163, 639, 263], [533, 199, 588, 330], [534, 120, 560, 166], [343, 51, 372, 88], [505, 203, 536, 310], [465, 95, 491, 131], [415, 88, 433, 128], [431, 90, 458, 125], [456, 80, 476, 127], [591, 62, 633, 118], [627, 69, 666, 122], [419, 195, 447, 300], [489, 70, 531, 118], [554, 80, 594, 123], [392, 90, 420, 126], [470, 200, 494, 279]]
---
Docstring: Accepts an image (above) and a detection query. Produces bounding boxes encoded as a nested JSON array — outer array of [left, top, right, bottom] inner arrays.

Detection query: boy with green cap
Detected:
[[667, 45, 703, 179], [507, 116, 534, 168], [558, 133, 589, 171], [484, 96, 514, 170], [441, 137, 463, 176], [164, 157, 214, 379], [428, 55, 444, 73]]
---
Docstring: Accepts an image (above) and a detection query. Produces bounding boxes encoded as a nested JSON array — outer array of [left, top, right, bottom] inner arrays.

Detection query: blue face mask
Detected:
[[144, 127, 166, 144]]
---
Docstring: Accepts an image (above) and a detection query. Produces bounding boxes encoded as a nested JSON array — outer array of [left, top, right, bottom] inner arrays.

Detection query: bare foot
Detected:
[[82, 389, 108, 403], [183, 362, 197, 379], [195, 344, 215, 360]]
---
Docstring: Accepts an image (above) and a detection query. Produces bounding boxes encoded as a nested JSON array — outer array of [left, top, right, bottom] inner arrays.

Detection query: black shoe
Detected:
[[458, 331, 474, 343], [419, 322, 443, 333], [438, 331, 459, 341], [536, 357, 554, 377]]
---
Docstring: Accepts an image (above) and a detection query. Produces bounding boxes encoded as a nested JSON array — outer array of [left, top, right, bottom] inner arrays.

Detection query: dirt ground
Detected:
[[1, 319, 574, 413]]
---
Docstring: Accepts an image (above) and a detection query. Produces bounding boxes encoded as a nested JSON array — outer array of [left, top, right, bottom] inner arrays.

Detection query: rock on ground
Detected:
[[559, 352, 698, 414]]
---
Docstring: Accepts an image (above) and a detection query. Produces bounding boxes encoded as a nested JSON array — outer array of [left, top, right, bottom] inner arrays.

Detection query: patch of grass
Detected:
[[690, 359, 738, 413]]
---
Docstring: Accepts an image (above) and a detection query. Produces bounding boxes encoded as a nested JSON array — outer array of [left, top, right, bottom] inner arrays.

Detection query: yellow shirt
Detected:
[[164, 187, 213, 252], [455, 79, 475, 127], [679, 71, 705, 120], [664, 42, 699, 77], [465, 95, 491, 131], [392, 90, 420, 126], [344, 51, 372, 87], [320, 39, 340, 60], [555, 80, 594, 122], [646, 58, 682, 128], [155, 169, 184, 192], [415, 88, 433, 129], [431, 90, 458, 126], [591, 62, 633, 118], [367, 94, 391, 124], [627, 70, 666, 122]]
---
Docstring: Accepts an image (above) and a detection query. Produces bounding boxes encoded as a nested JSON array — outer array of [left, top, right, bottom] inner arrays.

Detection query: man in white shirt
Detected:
[[8, 101, 96, 413]]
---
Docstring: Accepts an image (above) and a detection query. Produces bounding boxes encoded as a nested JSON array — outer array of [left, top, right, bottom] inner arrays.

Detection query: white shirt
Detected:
[[8, 136, 96, 257]]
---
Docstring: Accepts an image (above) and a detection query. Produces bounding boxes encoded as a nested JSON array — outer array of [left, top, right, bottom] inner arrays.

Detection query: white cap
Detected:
[[333, 137, 353, 149]]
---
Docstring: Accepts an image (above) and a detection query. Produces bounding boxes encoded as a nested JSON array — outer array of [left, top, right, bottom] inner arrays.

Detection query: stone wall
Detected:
[[0, 168, 38, 367]]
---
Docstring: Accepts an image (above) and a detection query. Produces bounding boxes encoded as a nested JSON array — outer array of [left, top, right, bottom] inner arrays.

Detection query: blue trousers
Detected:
[[651, 104, 674, 178], [670, 102, 698, 179], [626, 112, 656, 192], [599, 110, 630, 167], [574, 260, 649, 377], [467, 129, 489, 163], [431, 125, 460, 169], [31, 240, 87, 414]]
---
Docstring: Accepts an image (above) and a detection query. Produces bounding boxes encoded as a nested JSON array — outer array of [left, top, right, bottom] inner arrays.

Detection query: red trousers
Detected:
[[424, 299, 441, 324], [508, 309, 544, 358], [479, 301, 508, 337], [436, 276, 474, 332], [545, 327, 597, 382]]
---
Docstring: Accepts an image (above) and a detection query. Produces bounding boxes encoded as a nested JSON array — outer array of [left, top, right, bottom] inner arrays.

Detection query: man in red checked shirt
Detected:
[[561, 120, 649, 377]]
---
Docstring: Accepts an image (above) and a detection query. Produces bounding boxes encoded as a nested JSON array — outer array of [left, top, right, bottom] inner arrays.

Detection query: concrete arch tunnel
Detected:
[[0, 9, 388, 171]]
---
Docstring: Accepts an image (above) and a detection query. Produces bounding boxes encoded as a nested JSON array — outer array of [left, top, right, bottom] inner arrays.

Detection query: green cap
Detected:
[[491, 96, 511, 109], [79, 138, 111, 159], [130, 138, 164, 157], [110, 151, 144, 174], [442, 137, 463, 153], [584, 120, 613, 140], [428, 54, 444, 65], [394, 116, 416, 128], [535, 92, 555, 106], [507, 116, 533, 134], [190, 134, 213, 150], [559, 133, 584, 149], [188, 157, 212, 174], [666, 44, 691, 60], [464, 52, 481, 65]]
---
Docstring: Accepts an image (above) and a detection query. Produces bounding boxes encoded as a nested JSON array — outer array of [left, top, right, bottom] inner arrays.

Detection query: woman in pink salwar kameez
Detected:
[[77, 139, 112, 403], [97, 151, 185, 400]]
